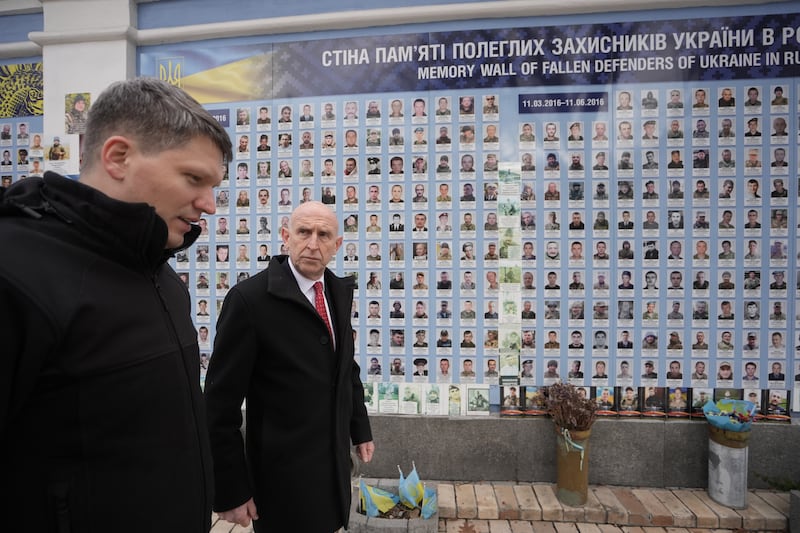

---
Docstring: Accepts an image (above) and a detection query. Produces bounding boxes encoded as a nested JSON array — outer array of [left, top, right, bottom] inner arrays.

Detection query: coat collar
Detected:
[[2, 172, 199, 271], [267, 255, 355, 342]]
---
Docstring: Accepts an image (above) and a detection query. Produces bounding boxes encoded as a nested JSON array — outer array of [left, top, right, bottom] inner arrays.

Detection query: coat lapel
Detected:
[[325, 269, 355, 347], [266, 256, 311, 310], [267, 256, 356, 359]]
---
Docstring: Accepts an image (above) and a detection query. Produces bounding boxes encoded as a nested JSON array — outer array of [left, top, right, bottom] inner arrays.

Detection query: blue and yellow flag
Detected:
[[421, 484, 438, 519], [359, 477, 399, 517], [398, 463, 424, 509]]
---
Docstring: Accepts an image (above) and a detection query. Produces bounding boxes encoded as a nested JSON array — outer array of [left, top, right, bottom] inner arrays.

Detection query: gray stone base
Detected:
[[358, 416, 799, 488], [790, 490, 799, 533], [347, 480, 437, 533]]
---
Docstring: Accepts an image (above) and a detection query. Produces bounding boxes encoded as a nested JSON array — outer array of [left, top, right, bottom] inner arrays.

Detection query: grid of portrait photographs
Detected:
[[498, 385, 791, 422], [169, 83, 800, 417], [0, 117, 44, 188]]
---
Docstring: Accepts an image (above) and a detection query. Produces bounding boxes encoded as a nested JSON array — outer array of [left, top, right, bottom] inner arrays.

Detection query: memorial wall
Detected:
[[135, 8, 800, 419]]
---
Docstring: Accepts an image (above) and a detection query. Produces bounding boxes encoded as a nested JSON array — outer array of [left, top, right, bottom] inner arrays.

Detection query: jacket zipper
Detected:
[[151, 272, 209, 530]]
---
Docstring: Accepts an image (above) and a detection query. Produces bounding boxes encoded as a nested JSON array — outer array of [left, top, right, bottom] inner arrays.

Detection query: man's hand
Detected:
[[218, 498, 259, 527], [356, 441, 375, 463]]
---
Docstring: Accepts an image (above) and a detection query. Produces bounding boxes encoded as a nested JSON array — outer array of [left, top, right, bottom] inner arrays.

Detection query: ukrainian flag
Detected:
[[359, 477, 399, 517], [180, 53, 272, 104], [398, 463, 424, 509], [421, 484, 438, 519]]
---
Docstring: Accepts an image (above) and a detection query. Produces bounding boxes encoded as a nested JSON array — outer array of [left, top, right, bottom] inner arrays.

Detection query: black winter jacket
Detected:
[[0, 173, 213, 532]]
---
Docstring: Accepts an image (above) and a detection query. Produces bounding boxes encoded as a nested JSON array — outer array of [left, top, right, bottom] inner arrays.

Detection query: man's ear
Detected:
[[102, 136, 133, 181]]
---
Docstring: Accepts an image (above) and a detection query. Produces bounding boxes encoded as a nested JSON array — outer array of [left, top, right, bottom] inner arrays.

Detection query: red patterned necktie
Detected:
[[313, 281, 334, 342]]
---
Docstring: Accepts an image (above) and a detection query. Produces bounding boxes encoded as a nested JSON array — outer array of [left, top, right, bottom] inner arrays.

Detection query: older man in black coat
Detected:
[[206, 201, 374, 532]]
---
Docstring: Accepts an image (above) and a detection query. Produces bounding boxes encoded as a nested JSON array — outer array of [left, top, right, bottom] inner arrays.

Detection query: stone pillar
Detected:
[[29, 0, 135, 141]]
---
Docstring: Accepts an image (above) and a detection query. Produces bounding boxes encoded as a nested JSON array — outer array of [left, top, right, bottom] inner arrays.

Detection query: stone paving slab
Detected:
[[514, 484, 542, 521], [610, 488, 651, 526], [534, 483, 565, 522], [573, 524, 603, 533], [754, 490, 790, 516], [476, 483, 500, 519], [592, 486, 628, 525], [737, 497, 770, 531], [747, 491, 788, 531], [494, 484, 520, 520], [670, 489, 718, 528], [691, 489, 743, 529], [594, 526, 622, 533], [438, 482, 457, 519], [488, 521, 512, 533], [561, 497, 587, 523], [650, 489, 694, 528], [582, 489, 608, 524], [631, 488, 673, 527], [509, 520, 538, 532], [456, 483, 479, 519]]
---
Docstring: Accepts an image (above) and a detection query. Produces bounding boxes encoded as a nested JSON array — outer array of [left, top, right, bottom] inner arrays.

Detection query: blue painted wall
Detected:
[[137, 0, 797, 31], [0, 13, 42, 44], [137, 0, 488, 29]]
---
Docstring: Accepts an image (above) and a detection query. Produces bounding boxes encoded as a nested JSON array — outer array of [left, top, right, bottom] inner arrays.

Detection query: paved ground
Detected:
[[208, 480, 790, 532]]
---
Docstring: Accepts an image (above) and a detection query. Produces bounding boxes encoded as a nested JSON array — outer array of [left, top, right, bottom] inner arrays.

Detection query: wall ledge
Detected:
[[0, 0, 789, 59]]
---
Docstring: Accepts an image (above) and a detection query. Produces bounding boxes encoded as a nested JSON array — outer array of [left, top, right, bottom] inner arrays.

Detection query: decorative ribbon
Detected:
[[561, 427, 586, 471]]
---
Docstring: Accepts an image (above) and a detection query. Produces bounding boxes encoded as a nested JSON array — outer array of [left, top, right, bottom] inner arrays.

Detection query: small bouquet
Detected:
[[702, 399, 756, 432], [546, 382, 597, 432]]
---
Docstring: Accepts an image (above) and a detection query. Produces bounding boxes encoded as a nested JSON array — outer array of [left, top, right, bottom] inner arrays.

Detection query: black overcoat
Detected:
[[205, 255, 372, 532]]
